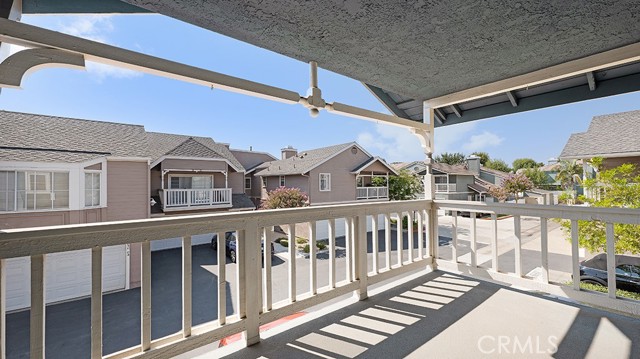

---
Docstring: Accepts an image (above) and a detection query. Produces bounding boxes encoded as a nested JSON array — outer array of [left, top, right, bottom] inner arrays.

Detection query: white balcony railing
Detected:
[[1, 199, 639, 358], [435, 183, 457, 193], [356, 186, 389, 199], [162, 188, 232, 209]]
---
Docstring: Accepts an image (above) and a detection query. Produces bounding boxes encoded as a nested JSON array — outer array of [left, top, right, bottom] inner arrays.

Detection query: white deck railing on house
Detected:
[[0, 199, 639, 358], [162, 188, 232, 209], [435, 183, 457, 193], [356, 186, 389, 199]]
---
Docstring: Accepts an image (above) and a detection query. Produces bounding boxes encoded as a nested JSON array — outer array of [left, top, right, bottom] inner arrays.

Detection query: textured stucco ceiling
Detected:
[[123, 0, 640, 102]]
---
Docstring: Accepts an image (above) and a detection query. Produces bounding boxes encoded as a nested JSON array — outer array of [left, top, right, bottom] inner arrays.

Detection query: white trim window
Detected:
[[262, 177, 267, 188], [84, 172, 101, 207], [319, 173, 331, 192], [245, 177, 251, 190], [279, 175, 286, 187], [0, 170, 69, 211]]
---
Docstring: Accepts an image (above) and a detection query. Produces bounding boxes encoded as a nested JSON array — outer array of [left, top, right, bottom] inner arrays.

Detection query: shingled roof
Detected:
[[146, 132, 244, 171], [255, 142, 359, 176], [560, 110, 640, 159], [0, 110, 149, 163]]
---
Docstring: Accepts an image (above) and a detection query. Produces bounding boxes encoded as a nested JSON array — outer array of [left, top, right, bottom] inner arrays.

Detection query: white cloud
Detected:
[[55, 16, 141, 82], [462, 131, 504, 152], [434, 122, 477, 154], [357, 123, 424, 162]]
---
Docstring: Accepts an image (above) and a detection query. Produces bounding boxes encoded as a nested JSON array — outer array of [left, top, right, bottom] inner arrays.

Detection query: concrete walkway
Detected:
[[220, 271, 640, 359]]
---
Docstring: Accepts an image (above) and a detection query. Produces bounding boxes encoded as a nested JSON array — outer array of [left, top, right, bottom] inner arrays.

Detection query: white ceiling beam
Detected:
[[450, 104, 462, 118], [423, 41, 640, 108], [586, 71, 597, 91], [506, 91, 518, 107], [434, 108, 447, 123]]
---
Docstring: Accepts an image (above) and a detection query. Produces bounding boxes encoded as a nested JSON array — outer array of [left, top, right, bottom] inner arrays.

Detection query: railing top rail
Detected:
[[435, 200, 640, 224], [0, 199, 430, 259]]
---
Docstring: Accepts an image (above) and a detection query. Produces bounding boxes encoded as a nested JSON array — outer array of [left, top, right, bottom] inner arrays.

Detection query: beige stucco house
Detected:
[[254, 142, 397, 206], [0, 110, 150, 311]]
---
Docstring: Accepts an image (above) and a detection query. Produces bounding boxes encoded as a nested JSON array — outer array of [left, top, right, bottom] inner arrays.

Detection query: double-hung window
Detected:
[[0, 170, 69, 211], [85, 172, 101, 207], [279, 176, 286, 187], [245, 177, 252, 190], [319, 173, 331, 191]]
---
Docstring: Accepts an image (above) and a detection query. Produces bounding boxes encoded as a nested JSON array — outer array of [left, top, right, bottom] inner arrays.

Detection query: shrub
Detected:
[[280, 239, 288, 247], [296, 237, 307, 245], [303, 244, 310, 253], [316, 241, 327, 250], [260, 187, 309, 209]]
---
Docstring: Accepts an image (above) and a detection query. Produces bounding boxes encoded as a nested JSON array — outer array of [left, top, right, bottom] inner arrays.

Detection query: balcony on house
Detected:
[[158, 174, 233, 211], [355, 174, 389, 200], [2, 199, 639, 359]]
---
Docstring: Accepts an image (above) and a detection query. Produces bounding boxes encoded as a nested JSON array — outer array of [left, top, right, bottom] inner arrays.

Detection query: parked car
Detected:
[[579, 253, 640, 293], [211, 231, 274, 263]]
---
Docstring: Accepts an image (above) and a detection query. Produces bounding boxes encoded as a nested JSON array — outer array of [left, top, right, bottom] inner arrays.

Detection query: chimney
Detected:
[[466, 155, 481, 175], [281, 145, 298, 159]]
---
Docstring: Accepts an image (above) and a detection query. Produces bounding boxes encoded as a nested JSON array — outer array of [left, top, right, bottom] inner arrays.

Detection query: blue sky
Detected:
[[3, 14, 640, 165]]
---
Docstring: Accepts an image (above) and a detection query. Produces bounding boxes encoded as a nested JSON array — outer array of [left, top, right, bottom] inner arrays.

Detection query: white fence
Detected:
[[163, 188, 232, 209], [356, 186, 388, 199]]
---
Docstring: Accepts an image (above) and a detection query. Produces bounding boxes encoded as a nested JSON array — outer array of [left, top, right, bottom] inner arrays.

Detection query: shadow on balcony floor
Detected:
[[223, 271, 640, 359]]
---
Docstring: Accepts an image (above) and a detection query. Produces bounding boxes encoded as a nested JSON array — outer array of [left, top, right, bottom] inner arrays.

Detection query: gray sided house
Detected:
[[147, 133, 255, 213], [0, 110, 151, 310], [560, 110, 640, 175], [255, 143, 397, 205], [230, 148, 278, 206]]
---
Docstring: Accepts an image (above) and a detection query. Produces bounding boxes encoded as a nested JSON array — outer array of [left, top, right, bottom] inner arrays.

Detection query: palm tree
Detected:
[[556, 160, 582, 190]]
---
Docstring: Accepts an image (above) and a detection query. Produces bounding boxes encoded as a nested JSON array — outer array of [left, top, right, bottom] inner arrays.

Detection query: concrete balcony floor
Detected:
[[208, 271, 640, 359]]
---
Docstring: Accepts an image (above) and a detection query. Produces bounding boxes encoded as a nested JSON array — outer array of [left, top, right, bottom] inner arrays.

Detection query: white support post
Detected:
[[514, 215, 522, 277], [91, 247, 103, 359], [30, 254, 45, 359], [407, 211, 414, 263], [571, 220, 580, 291], [396, 213, 403, 266], [243, 225, 261, 346], [262, 227, 272, 311], [141, 241, 151, 352], [308, 221, 317, 295], [216, 232, 226, 325], [371, 215, 379, 274], [540, 218, 549, 284], [328, 219, 336, 289], [288, 224, 297, 302], [451, 211, 458, 262], [236, 230, 246, 320], [182, 236, 192, 338], [345, 218, 353, 282], [417, 211, 424, 259], [605, 223, 616, 298], [384, 213, 392, 269], [491, 213, 498, 272], [355, 215, 368, 300], [470, 212, 477, 267]]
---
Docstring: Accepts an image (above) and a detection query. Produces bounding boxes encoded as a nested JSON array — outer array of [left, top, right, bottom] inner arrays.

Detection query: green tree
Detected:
[[470, 151, 490, 165], [385, 170, 423, 201], [556, 160, 582, 190], [522, 168, 550, 188], [434, 152, 465, 165], [260, 187, 308, 209], [512, 158, 542, 171], [500, 173, 534, 203], [485, 159, 511, 173], [560, 163, 640, 254]]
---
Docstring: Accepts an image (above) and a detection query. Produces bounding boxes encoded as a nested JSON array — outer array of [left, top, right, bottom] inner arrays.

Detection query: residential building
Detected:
[[255, 142, 397, 205], [0, 110, 150, 310], [229, 148, 277, 206], [560, 110, 640, 175], [147, 133, 255, 214]]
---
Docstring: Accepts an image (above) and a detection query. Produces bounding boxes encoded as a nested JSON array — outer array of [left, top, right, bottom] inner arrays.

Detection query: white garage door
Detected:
[[151, 233, 213, 251], [5, 245, 127, 312]]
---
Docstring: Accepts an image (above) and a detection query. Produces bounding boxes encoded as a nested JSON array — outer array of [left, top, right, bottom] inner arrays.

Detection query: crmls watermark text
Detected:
[[477, 335, 559, 355]]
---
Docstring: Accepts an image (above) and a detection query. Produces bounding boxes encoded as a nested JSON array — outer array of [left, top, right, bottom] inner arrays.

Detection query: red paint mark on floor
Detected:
[[219, 312, 306, 347]]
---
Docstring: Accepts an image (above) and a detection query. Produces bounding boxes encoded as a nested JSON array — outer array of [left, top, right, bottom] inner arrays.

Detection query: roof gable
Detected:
[[560, 110, 640, 159], [255, 142, 358, 176]]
